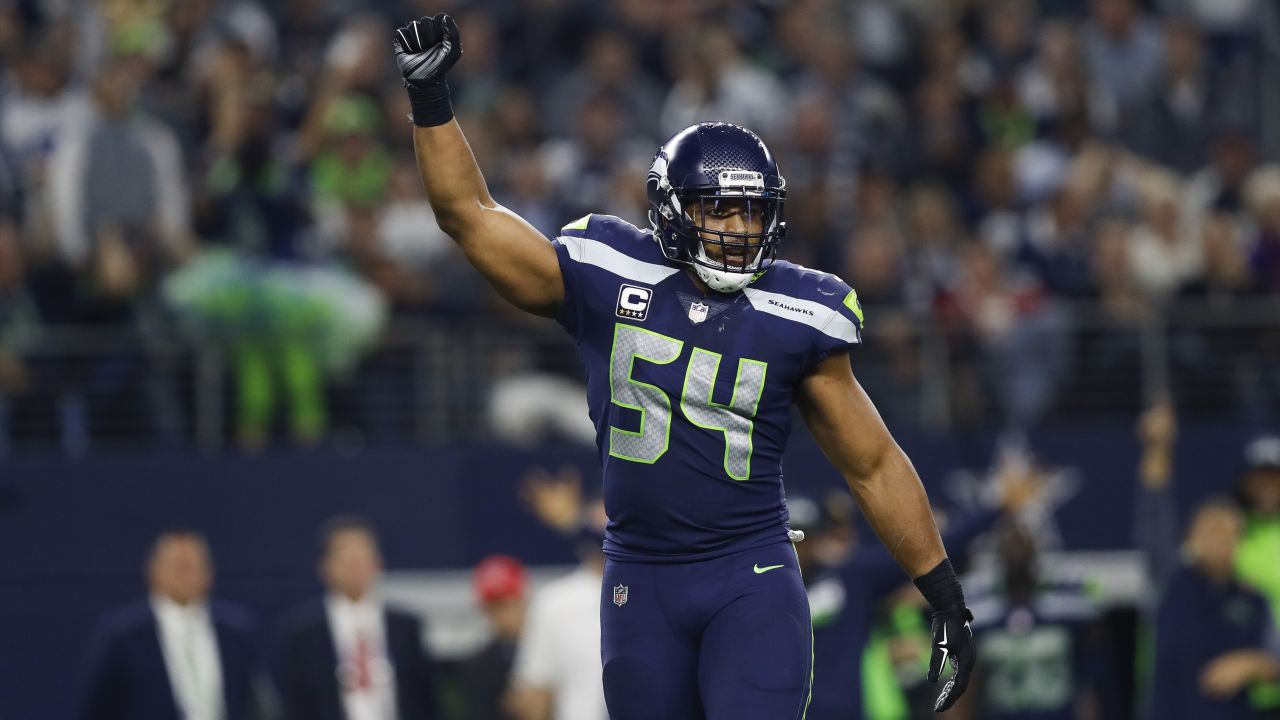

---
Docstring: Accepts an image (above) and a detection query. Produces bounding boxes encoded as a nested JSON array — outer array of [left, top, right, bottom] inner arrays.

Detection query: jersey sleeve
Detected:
[[551, 213, 596, 338], [807, 272, 865, 370]]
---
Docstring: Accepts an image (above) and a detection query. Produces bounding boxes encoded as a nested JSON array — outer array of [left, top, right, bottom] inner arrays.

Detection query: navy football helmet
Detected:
[[647, 122, 787, 292]]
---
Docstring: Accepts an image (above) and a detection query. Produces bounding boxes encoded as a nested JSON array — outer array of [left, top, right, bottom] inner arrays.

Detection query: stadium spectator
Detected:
[[1128, 168, 1201, 299], [981, 1, 1037, 80], [1164, 0, 1261, 39], [19, 49, 187, 452], [1236, 437, 1280, 629], [192, 40, 307, 258], [1082, 0, 1165, 119], [1149, 498, 1280, 720], [1233, 437, 1280, 712], [509, 467, 608, 720], [497, 148, 566, 242], [1245, 166, 1280, 293], [0, 36, 89, 208], [793, 24, 904, 174], [775, 92, 844, 264], [1013, 181, 1096, 299], [659, 24, 789, 141], [1137, 402, 1280, 715], [1159, 0, 1260, 117], [46, 53, 191, 275], [1017, 19, 1103, 130], [1183, 131, 1257, 228], [936, 241, 1068, 429], [1090, 218, 1145, 322], [542, 90, 653, 224], [1178, 214, 1257, 303], [277, 516, 440, 720], [1064, 217, 1146, 413], [545, 30, 662, 142], [458, 555, 528, 720], [171, 0, 278, 86], [309, 94, 392, 212], [374, 159, 455, 295], [1167, 216, 1261, 411], [1127, 21, 1216, 173], [79, 531, 261, 720], [848, 0, 915, 83], [904, 184, 964, 297]]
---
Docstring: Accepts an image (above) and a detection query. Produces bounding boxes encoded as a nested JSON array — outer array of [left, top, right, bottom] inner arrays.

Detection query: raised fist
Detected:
[[393, 14, 462, 88]]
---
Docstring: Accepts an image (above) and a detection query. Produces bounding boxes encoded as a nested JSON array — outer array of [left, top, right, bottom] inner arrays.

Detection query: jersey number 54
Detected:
[[608, 323, 767, 480]]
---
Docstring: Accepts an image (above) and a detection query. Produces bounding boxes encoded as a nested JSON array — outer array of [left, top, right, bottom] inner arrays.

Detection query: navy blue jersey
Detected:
[[967, 573, 1101, 720], [552, 214, 864, 561], [1150, 567, 1275, 720]]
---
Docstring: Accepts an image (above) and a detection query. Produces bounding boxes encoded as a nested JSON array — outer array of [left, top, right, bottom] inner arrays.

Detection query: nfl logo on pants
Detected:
[[613, 584, 628, 607]]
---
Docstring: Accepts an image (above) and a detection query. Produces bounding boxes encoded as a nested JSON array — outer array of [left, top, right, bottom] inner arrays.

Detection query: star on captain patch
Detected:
[[688, 301, 709, 324]]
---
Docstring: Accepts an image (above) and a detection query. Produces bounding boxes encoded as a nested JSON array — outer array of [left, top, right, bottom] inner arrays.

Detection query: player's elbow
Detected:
[[434, 199, 500, 245], [432, 204, 473, 241], [842, 437, 898, 487]]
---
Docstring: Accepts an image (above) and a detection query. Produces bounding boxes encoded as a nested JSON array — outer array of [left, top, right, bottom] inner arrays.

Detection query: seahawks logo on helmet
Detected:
[[647, 123, 787, 294]]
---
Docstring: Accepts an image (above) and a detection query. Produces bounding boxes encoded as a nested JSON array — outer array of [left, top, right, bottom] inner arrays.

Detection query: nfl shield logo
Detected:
[[613, 584, 629, 607], [689, 302, 709, 324]]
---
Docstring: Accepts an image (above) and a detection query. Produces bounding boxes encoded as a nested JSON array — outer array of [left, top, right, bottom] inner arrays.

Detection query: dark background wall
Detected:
[[0, 420, 1257, 719]]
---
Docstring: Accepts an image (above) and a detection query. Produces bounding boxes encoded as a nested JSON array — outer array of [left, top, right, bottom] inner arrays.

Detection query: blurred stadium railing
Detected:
[[5, 296, 1278, 455]]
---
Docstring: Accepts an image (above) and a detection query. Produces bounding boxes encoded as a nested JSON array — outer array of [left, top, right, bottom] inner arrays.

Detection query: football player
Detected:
[[393, 14, 975, 719]]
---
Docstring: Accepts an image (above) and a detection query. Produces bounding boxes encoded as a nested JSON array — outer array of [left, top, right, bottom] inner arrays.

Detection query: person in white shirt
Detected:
[[508, 477, 609, 720], [81, 531, 260, 720], [277, 516, 439, 720]]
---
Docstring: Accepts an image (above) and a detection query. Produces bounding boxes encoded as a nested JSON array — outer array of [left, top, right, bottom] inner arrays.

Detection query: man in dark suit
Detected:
[[277, 516, 438, 720], [80, 530, 259, 720]]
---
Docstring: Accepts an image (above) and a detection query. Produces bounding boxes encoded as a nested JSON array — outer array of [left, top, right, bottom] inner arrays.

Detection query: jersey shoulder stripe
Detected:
[[749, 261, 863, 343], [555, 214, 677, 285], [558, 213, 647, 243], [742, 287, 857, 342]]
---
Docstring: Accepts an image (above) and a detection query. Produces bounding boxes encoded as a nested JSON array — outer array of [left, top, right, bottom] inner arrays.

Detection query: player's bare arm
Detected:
[[798, 350, 975, 712], [394, 15, 562, 317], [796, 351, 945, 576]]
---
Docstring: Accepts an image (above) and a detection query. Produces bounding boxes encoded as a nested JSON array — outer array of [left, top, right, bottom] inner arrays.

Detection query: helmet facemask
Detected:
[[650, 180, 786, 293], [685, 195, 777, 290]]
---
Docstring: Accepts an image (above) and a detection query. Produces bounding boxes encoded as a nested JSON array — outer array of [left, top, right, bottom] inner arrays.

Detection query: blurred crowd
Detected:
[[3, 0, 1280, 451]]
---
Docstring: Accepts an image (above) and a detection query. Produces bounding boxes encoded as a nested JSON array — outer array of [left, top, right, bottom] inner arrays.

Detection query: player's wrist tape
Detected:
[[405, 80, 454, 128], [913, 558, 967, 614]]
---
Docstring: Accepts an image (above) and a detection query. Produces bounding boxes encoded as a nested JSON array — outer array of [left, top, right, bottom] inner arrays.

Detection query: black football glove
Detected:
[[927, 606, 975, 712], [393, 14, 462, 88]]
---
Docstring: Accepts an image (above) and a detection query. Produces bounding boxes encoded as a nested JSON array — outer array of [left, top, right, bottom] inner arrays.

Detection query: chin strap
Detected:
[[692, 245, 761, 293], [695, 264, 754, 293]]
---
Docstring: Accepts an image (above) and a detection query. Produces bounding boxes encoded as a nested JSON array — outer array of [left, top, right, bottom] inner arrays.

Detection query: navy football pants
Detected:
[[600, 541, 812, 720]]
